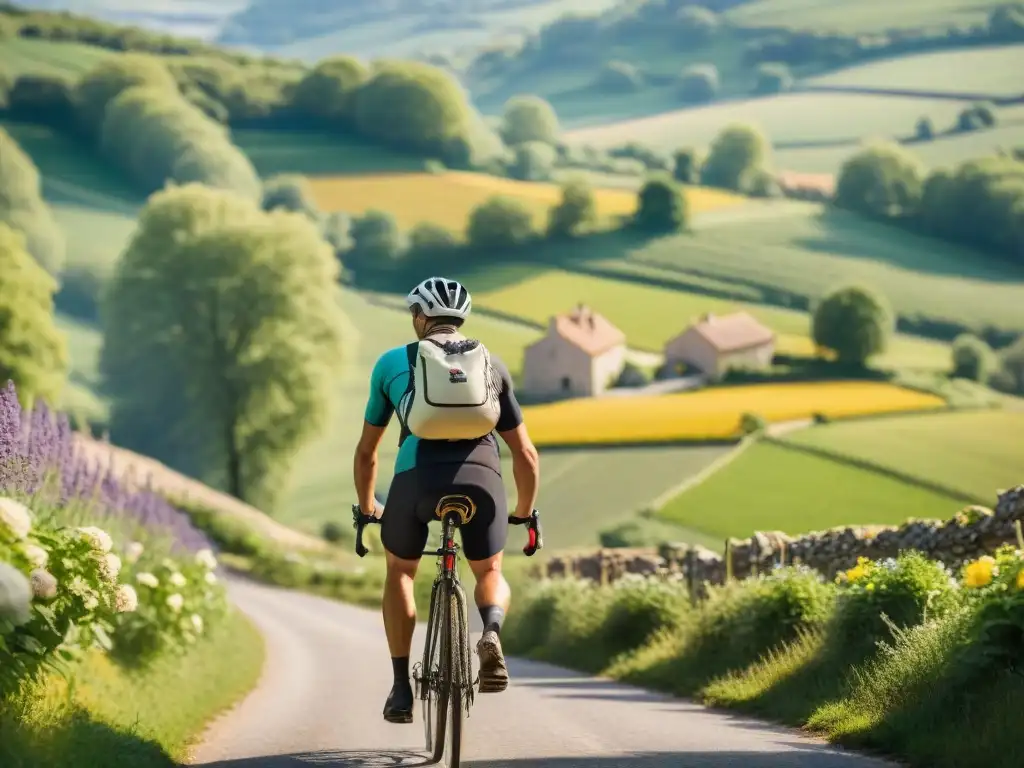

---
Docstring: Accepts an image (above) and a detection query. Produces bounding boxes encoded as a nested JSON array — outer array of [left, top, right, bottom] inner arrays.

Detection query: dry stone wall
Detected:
[[540, 486, 1024, 597]]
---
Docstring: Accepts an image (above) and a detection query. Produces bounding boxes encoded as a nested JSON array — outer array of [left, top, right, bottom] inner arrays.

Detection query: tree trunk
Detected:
[[225, 418, 244, 502]]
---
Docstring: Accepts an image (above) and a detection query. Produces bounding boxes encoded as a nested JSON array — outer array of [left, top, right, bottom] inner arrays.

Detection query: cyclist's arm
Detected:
[[493, 359, 539, 518], [354, 356, 394, 515]]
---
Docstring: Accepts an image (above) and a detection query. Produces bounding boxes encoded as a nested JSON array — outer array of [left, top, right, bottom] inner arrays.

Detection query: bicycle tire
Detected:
[[445, 588, 467, 767], [423, 581, 449, 763]]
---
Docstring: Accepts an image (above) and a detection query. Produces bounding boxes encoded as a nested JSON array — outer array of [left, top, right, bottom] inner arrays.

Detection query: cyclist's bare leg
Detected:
[[468, 553, 510, 692], [382, 549, 418, 722]]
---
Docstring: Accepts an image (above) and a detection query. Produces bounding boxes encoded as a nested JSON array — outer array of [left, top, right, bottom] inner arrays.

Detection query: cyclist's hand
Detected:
[[357, 499, 383, 518]]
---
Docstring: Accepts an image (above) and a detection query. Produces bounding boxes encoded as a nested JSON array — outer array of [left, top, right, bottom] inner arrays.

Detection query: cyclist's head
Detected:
[[406, 277, 471, 338]]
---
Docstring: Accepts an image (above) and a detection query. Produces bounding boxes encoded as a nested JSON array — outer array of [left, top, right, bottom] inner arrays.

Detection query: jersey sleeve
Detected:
[[364, 353, 395, 427], [491, 355, 524, 433]]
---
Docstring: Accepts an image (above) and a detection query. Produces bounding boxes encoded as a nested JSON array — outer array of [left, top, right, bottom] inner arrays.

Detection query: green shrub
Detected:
[[957, 545, 1024, 673], [261, 174, 320, 219], [634, 173, 688, 232], [501, 94, 559, 146], [547, 176, 597, 237], [466, 195, 535, 249], [830, 551, 961, 659], [672, 147, 703, 184], [114, 545, 228, 665], [503, 580, 566, 656], [835, 142, 924, 219], [540, 580, 614, 671], [600, 575, 692, 659], [740, 412, 767, 435], [951, 333, 993, 381], [915, 116, 935, 141], [700, 123, 771, 193], [509, 140, 556, 181], [73, 54, 179, 136]]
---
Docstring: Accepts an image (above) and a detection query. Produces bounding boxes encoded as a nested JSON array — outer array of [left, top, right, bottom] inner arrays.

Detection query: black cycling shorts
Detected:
[[381, 463, 508, 562]]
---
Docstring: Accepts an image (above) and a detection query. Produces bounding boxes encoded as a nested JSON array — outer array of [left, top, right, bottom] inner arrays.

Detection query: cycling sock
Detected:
[[392, 656, 411, 687], [479, 605, 505, 635]]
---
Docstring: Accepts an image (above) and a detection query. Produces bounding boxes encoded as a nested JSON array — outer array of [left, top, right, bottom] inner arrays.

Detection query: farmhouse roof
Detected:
[[549, 303, 626, 356], [690, 312, 775, 352]]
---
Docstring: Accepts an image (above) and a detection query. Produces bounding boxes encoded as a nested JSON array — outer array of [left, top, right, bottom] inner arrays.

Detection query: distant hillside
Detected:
[[7, 0, 248, 41], [220, 0, 622, 61]]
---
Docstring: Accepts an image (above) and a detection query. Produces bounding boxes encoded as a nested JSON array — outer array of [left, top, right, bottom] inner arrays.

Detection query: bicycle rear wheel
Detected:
[[444, 587, 469, 767], [422, 581, 449, 763]]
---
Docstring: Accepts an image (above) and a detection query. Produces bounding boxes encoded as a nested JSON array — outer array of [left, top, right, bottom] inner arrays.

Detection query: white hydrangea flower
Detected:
[[166, 593, 184, 612], [115, 584, 138, 613], [0, 498, 33, 540], [30, 568, 58, 600], [124, 542, 144, 564], [168, 572, 187, 588], [97, 553, 122, 584], [195, 549, 217, 570], [204, 571, 218, 585], [0, 561, 33, 626], [21, 543, 49, 568], [78, 526, 113, 553], [190, 614, 204, 634], [136, 572, 159, 588]]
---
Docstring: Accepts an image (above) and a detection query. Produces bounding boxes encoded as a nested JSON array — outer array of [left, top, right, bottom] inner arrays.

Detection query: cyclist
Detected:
[[353, 276, 541, 724]]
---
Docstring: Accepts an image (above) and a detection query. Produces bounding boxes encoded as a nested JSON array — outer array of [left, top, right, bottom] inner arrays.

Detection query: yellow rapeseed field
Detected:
[[306, 171, 744, 233], [522, 381, 946, 446]]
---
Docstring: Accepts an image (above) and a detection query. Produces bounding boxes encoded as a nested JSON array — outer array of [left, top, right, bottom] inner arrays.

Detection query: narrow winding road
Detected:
[[189, 578, 896, 768]]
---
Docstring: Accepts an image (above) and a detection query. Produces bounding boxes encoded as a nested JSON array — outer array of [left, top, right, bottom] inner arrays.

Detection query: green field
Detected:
[[780, 409, 1024, 503], [232, 129, 424, 177], [805, 45, 1024, 97], [657, 441, 963, 541], [726, 0, 1007, 34], [0, 37, 112, 77], [562, 91, 1022, 173], [624, 207, 1024, 336], [457, 262, 954, 371]]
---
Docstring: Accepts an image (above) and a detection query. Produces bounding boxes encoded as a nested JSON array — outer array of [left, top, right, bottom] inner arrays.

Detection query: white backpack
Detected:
[[401, 338, 501, 441]]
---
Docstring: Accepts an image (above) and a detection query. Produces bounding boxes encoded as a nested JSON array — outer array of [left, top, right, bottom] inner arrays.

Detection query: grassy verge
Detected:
[[504, 547, 1024, 768], [0, 608, 264, 768]]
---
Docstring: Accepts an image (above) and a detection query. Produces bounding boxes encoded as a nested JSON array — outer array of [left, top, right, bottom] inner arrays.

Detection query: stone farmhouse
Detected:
[[664, 312, 775, 380], [522, 304, 626, 398]]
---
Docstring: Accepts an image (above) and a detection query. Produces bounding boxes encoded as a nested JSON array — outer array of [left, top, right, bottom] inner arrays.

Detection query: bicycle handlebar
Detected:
[[350, 505, 543, 558]]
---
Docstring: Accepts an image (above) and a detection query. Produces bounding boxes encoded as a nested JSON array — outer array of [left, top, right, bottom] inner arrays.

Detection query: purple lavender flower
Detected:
[[1, 380, 212, 552]]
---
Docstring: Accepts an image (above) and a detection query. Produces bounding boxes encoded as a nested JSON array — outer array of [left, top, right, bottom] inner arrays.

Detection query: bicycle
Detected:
[[352, 501, 542, 766]]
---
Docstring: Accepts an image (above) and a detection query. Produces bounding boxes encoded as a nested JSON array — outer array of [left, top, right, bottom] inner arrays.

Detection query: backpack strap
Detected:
[[396, 342, 419, 447]]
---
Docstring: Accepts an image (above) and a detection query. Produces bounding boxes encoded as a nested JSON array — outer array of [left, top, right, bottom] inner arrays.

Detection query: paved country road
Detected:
[[189, 577, 898, 768]]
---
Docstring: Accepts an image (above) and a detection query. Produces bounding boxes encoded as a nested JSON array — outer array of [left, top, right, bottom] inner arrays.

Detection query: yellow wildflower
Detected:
[[964, 557, 996, 588], [845, 559, 872, 583], [1016, 569, 1024, 591], [865, 583, 875, 592]]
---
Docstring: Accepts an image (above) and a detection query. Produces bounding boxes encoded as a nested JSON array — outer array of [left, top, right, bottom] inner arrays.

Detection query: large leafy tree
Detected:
[[0, 223, 68, 407], [812, 284, 893, 366], [100, 184, 346, 511]]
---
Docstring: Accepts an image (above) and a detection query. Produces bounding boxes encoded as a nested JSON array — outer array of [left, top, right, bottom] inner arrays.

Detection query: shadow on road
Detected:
[[196, 744, 887, 767]]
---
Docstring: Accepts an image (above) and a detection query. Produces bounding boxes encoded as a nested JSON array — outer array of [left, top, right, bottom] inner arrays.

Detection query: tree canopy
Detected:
[[634, 174, 688, 233], [701, 123, 771, 192], [0, 223, 68, 408], [353, 61, 472, 156], [0, 128, 65, 276], [100, 184, 346, 510], [835, 142, 924, 219], [812, 284, 893, 366], [98, 86, 260, 198], [501, 95, 559, 146], [73, 53, 179, 136]]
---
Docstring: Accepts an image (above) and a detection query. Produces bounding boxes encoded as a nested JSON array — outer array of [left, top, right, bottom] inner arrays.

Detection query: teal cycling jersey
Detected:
[[364, 341, 523, 475]]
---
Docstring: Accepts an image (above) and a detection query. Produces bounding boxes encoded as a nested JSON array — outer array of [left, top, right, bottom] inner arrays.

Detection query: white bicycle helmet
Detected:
[[405, 276, 472, 320]]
